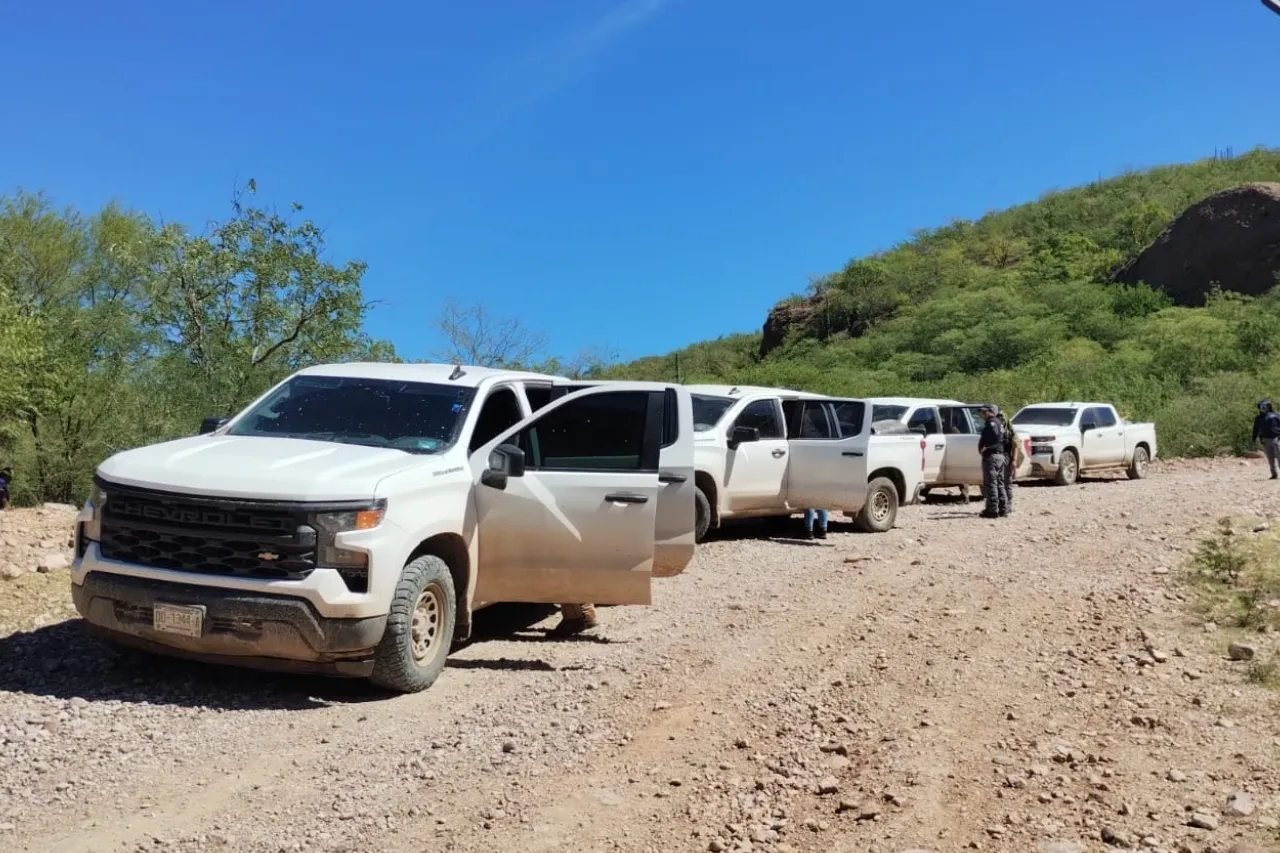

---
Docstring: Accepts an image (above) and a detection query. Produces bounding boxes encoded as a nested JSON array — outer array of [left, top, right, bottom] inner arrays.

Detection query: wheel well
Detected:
[[407, 533, 472, 642], [868, 467, 906, 503], [1061, 446, 1079, 460], [1135, 441, 1151, 455], [694, 470, 719, 528]]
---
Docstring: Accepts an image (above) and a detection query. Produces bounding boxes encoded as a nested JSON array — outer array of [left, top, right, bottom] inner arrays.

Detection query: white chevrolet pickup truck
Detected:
[[71, 362, 696, 693], [866, 397, 1032, 499], [683, 385, 925, 540], [1010, 401, 1157, 485]]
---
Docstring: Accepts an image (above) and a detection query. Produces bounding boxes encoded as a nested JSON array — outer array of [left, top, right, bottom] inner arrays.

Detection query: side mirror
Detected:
[[727, 425, 761, 450], [1080, 421, 1096, 432], [480, 443, 526, 490], [199, 416, 230, 435]]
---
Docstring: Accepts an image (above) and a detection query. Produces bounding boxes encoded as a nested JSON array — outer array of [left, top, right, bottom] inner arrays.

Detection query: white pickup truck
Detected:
[[866, 397, 1032, 499], [1010, 401, 1157, 485], [71, 362, 696, 693], [683, 385, 925, 540]]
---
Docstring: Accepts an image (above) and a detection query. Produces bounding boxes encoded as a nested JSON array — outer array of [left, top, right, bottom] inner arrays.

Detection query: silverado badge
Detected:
[[257, 551, 281, 562]]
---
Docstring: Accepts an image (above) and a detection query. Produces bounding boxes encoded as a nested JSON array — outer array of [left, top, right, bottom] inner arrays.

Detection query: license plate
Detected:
[[153, 603, 205, 638]]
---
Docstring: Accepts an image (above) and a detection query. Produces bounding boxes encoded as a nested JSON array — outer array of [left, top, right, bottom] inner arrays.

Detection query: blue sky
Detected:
[[4, 0, 1280, 364]]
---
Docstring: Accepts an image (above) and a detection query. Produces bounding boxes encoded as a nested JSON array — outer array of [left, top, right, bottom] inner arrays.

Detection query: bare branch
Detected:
[[431, 300, 548, 367]]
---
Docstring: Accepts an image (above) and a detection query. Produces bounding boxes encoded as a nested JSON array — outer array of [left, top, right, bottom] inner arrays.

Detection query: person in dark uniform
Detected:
[[997, 410, 1017, 513], [977, 405, 1009, 518], [1252, 399, 1280, 480], [0, 468, 11, 511]]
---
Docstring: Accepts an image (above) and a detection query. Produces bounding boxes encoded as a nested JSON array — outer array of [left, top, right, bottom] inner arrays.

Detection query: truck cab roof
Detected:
[[297, 362, 563, 389]]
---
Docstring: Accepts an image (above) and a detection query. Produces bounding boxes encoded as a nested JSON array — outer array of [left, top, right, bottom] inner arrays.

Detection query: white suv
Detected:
[[71, 362, 695, 693]]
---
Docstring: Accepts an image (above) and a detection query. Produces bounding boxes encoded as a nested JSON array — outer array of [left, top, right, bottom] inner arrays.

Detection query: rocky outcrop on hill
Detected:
[[1114, 182, 1280, 305], [759, 295, 821, 358]]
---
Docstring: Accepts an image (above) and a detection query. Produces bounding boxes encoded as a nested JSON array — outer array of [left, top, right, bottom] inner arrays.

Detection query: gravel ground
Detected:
[[2, 460, 1280, 853]]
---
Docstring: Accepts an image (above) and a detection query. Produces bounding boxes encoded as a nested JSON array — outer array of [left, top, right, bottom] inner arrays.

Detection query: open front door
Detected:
[[548, 380, 696, 578], [470, 384, 662, 606]]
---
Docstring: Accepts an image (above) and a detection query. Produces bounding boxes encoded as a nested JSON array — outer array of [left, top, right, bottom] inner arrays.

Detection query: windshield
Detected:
[[1011, 407, 1078, 428], [692, 394, 734, 432], [227, 374, 477, 454], [871, 404, 908, 422]]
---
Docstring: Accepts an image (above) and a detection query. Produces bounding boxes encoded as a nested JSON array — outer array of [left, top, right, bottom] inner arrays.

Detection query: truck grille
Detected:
[[99, 484, 317, 581]]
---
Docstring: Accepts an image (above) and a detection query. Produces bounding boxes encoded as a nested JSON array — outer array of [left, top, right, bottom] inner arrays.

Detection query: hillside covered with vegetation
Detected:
[[603, 147, 1280, 459], [4, 149, 1279, 505]]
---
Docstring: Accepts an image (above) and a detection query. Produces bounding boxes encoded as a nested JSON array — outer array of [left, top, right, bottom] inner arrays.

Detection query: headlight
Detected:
[[311, 503, 385, 568]]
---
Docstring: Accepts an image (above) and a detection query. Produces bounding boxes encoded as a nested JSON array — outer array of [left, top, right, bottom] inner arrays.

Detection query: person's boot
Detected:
[[804, 527, 815, 540], [979, 508, 999, 519], [814, 526, 827, 540], [551, 604, 598, 637]]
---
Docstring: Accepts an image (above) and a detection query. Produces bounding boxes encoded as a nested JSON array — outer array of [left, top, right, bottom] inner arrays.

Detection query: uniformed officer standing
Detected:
[[1252, 399, 1280, 480], [997, 411, 1017, 513], [977, 405, 1010, 518]]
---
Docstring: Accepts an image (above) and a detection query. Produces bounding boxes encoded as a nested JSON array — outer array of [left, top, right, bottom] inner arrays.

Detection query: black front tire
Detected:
[[854, 477, 900, 533], [694, 486, 712, 543], [370, 554, 457, 694]]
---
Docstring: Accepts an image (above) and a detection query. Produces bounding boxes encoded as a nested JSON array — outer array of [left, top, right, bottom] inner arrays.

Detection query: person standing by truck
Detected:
[[977, 405, 1009, 518], [551, 603, 599, 636], [1252, 399, 1280, 479], [997, 411, 1018, 513], [802, 508, 829, 540]]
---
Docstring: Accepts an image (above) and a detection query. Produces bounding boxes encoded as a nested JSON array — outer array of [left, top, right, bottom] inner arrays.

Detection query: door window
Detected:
[[514, 391, 656, 472], [796, 401, 835, 439], [469, 387, 525, 453], [1094, 407, 1117, 428], [940, 406, 979, 435], [906, 406, 943, 435], [831, 401, 866, 437], [661, 387, 679, 448], [732, 399, 784, 439], [523, 384, 554, 412]]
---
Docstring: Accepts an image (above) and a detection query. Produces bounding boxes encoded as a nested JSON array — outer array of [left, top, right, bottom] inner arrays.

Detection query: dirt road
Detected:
[[2, 460, 1279, 853]]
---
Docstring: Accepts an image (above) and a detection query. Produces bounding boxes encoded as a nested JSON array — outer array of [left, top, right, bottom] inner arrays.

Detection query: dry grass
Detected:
[[1183, 516, 1280, 686]]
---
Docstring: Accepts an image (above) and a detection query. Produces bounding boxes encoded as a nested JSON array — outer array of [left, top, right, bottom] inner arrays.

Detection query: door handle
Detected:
[[658, 471, 687, 484], [604, 492, 649, 504], [771, 449, 786, 458], [842, 451, 864, 457], [933, 443, 944, 450]]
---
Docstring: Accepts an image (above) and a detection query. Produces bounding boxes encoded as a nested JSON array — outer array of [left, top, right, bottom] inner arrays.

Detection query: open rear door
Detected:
[[470, 384, 663, 605], [783, 398, 870, 512], [548, 379, 696, 577]]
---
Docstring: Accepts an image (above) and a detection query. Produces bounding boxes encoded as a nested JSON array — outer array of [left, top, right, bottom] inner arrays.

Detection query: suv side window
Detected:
[[1094, 406, 1117, 428], [733, 399, 783, 440], [515, 391, 657, 472], [469, 387, 524, 453], [907, 406, 943, 435]]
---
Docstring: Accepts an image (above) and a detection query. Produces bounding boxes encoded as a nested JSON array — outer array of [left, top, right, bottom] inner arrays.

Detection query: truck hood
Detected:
[[96, 435, 430, 501]]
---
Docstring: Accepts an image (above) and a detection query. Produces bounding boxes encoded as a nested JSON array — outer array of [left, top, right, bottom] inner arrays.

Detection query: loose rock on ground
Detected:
[[2, 460, 1280, 853]]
